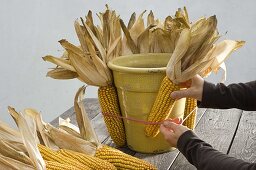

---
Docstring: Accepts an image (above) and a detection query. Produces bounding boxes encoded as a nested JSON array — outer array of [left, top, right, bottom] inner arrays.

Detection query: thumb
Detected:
[[171, 88, 192, 99]]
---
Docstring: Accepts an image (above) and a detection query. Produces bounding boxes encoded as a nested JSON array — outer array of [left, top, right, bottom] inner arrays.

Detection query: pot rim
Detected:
[[107, 53, 172, 74]]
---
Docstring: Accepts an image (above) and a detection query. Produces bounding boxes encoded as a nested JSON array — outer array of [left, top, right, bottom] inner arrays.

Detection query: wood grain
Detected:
[[170, 109, 242, 170], [50, 98, 100, 126], [228, 111, 256, 163]]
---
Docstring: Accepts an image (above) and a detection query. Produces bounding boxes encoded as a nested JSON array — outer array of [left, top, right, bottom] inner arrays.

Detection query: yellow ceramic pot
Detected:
[[108, 53, 185, 153]]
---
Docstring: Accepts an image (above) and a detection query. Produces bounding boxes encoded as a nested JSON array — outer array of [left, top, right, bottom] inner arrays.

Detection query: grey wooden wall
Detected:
[[1, 0, 255, 125]]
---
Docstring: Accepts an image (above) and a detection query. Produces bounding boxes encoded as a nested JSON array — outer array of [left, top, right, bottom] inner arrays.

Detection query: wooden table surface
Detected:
[[50, 98, 256, 170]]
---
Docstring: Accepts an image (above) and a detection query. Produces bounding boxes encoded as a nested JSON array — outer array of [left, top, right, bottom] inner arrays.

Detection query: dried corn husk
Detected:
[[0, 119, 22, 143], [42, 55, 76, 72], [0, 154, 34, 170], [58, 117, 81, 138], [8, 106, 46, 170], [44, 123, 97, 155], [46, 68, 78, 80], [167, 15, 245, 83], [74, 86, 100, 145], [0, 140, 32, 165], [24, 108, 57, 149]]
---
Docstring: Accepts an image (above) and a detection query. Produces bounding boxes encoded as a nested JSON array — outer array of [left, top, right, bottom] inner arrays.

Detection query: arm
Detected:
[[200, 81, 256, 111], [160, 121, 256, 170], [171, 75, 256, 111], [178, 130, 256, 170]]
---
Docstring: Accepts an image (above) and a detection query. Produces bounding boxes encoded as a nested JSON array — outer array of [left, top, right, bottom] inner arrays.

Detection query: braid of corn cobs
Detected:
[[58, 149, 116, 170], [145, 76, 180, 137], [38, 144, 91, 170], [95, 145, 156, 170], [45, 161, 80, 170], [98, 85, 126, 147], [183, 97, 197, 129]]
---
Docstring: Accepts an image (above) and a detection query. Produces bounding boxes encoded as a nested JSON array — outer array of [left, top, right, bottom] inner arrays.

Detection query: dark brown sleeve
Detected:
[[177, 130, 256, 170], [198, 81, 256, 111]]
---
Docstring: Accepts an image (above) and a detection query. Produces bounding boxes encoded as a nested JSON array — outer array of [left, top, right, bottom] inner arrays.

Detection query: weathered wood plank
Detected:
[[91, 113, 109, 143], [170, 109, 242, 170], [134, 108, 206, 170], [50, 98, 100, 126], [228, 111, 256, 163]]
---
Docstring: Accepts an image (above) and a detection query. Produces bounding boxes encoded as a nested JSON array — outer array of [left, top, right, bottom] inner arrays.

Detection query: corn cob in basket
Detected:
[[145, 11, 245, 137]]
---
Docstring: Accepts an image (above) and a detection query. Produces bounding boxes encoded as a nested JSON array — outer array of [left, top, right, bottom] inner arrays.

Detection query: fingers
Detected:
[[178, 79, 192, 88], [165, 118, 182, 124], [171, 89, 192, 99], [159, 124, 177, 147], [159, 124, 174, 137], [162, 121, 179, 131]]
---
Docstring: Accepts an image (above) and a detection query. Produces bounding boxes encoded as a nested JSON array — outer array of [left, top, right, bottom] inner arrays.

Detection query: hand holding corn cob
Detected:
[[146, 9, 245, 137]]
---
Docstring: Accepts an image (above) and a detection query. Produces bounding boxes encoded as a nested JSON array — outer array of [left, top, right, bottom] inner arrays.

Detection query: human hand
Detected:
[[160, 119, 189, 147], [171, 75, 204, 101]]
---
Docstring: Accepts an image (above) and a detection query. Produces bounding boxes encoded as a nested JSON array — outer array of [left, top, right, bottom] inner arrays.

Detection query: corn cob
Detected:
[[58, 149, 116, 170], [98, 85, 126, 147], [38, 144, 91, 170], [95, 145, 156, 170], [145, 76, 180, 137], [183, 97, 197, 129], [45, 161, 80, 170]]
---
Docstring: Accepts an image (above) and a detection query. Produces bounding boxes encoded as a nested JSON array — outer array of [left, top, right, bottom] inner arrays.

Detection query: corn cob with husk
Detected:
[[43, 7, 126, 147], [146, 10, 245, 136], [145, 8, 191, 137], [166, 17, 244, 130], [0, 84, 155, 169], [40, 86, 156, 170], [6, 85, 155, 169], [3, 106, 91, 170], [0, 107, 90, 170], [6, 106, 107, 170]]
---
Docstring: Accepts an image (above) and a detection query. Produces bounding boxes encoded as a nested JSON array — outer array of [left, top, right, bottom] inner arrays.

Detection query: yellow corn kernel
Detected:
[[145, 76, 180, 137], [38, 144, 91, 170], [45, 161, 80, 170], [98, 85, 126, 147], [95, 145, 156, 170], [58, 149, 116, 170], [183, 97, 197, 129]]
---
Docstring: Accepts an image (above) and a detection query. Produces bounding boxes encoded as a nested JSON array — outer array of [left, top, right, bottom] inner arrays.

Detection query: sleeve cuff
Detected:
[[199, 81, 217, 108], [177, 130, 198, 154]]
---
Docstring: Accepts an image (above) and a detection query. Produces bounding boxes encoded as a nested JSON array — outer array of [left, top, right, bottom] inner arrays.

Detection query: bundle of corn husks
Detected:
[[145, 14, 245, 137], [43, 6, 126, 147], [0, 86, 157, 169], [43, 6, 189, 147], [121, 7, 189, 55]]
